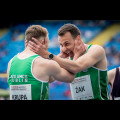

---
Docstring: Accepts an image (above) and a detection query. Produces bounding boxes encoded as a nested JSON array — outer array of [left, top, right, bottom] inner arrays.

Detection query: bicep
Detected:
[[75, 46, 105, 71], [55, 68, 75, 83], [48, 61, 75, 83], [107, 69, 116, 84]]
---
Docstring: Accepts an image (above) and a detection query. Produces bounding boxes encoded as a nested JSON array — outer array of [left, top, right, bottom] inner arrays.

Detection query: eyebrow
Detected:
[[59, 40, 69, 45], [64, 41, 69, 44]]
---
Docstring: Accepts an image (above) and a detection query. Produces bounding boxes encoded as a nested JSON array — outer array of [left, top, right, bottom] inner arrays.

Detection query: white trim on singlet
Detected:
[[106, 78, 110, 100], [40, 82, 43, 100], [31, 56, 49, 83], [92, 66, 107, 71], [17, 53, 38, 60], [98, 70, 104, 100]]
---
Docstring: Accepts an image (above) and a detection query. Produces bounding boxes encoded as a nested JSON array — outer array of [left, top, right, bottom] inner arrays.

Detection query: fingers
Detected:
[[31, 37, 46, 49], [28, 41, 37, 48], [32, 37, 41, 45], [28, 40, 40, 54], [75, 39, 80, 46], [28, 42, 37, 52]]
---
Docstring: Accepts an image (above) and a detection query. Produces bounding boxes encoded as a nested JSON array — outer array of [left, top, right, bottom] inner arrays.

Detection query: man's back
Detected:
[[8, 53, 49, 100], [7, 51, 75, 100]]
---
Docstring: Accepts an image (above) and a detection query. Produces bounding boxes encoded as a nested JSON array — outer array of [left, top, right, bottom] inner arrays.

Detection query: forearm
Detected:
[[54, 69, 75, 83], [41, 51, 81, 74], [53, 55, 80, 74]]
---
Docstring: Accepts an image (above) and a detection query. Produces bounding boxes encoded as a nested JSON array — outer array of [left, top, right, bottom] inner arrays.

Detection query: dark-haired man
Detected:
[[28, 23, 110, 100]]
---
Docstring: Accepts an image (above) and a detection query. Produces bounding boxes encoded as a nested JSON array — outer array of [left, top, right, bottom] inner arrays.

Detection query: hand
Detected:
[[73, 39, 86, 61], [28, 37, 50, 58]]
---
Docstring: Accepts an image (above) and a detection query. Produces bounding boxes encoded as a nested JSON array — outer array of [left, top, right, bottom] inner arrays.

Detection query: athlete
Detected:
[[108, 67, 120, 100], [7, 25, 75, 100], [28, 23, 110, 100]]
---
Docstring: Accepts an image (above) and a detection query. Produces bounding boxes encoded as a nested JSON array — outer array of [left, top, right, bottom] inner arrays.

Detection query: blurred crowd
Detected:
[[104, 32, 120, 69]]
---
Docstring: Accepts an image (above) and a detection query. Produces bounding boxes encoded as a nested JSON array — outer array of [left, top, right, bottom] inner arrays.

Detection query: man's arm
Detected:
[[46, 60, 75, 83], [49, 76, 55, 83], [51, 46, 105, 74], [107, 68, 116, 85], [28, 38, 105, 74]]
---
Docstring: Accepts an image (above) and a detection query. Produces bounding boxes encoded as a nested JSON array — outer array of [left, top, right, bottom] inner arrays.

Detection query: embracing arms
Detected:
[[43, 60, 75, 83], [28, 38, 106, 74]]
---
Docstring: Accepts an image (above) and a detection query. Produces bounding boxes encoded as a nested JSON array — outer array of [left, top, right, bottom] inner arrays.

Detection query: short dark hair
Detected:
[[58, 23, 81, 39]]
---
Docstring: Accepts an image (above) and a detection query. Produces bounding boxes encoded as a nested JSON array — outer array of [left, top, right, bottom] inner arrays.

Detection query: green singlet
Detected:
[[8, 54, 49, 100], [70, 44, 110, 100]]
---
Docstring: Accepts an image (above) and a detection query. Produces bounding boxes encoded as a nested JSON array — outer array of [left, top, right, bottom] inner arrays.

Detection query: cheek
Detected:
[[68, 45, 74, 51], [60, 46, 62, 51]]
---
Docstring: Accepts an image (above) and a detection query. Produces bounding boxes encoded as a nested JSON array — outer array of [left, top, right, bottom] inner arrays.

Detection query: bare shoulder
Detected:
[[108, 68, 116, 83], [34, 57, 60, 76], [88, 44, 106, 57], [90, 45, 105, 52], [34, 57, 59, 68], [108, 68, 116, 76]]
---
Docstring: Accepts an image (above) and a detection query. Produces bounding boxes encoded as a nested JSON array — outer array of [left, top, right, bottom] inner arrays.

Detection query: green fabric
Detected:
[[8, 54, 49, 100], [70, 45, 109, 100]]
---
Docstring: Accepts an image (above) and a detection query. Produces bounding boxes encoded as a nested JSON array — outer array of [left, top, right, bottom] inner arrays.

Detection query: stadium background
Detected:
[[0, 20, 120, 100]]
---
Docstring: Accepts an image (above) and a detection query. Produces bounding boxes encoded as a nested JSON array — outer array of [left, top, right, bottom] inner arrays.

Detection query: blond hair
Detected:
[[25, 25, 48, 42]]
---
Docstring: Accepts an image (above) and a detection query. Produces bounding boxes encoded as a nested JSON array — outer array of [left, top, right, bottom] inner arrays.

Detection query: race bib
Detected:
[[70, 75, 94, 100], [10, 84, 31, 100]]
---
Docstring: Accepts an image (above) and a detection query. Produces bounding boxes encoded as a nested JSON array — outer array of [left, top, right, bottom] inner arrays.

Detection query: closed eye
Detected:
[[65, 42, 70, 46]]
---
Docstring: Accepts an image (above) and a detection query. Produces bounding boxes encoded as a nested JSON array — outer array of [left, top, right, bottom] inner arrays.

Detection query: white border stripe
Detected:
[[40, 82, 43, 100], [92, 66, 107, 71], [106, 77, 110, 99], [98, 70, 104, 100]]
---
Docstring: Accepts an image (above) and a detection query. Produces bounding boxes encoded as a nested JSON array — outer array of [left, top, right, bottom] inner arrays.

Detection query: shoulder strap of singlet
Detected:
[[85, 44, 92, 53], [70, 44, 92, 60]]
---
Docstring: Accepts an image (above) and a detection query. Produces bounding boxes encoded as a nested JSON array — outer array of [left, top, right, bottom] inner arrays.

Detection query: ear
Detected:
[[75, 35, 82, 44], [77, 35, 81, 41], [25, 39, 28, 48]]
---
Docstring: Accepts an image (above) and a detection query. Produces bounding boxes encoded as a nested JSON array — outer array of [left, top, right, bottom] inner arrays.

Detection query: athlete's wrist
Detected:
[[43, 51, 51, 59]]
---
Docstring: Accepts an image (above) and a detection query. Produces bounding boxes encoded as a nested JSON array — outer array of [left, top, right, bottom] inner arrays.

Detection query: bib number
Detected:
[[10, 84, 31, 100], [70, 75, 94, 100]]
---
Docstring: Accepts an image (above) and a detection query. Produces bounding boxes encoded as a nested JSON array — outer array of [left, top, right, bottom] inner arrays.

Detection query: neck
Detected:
[[73, 44, 89, 60], [22, 46, 37, 55], [80, 44, 89, 56]]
